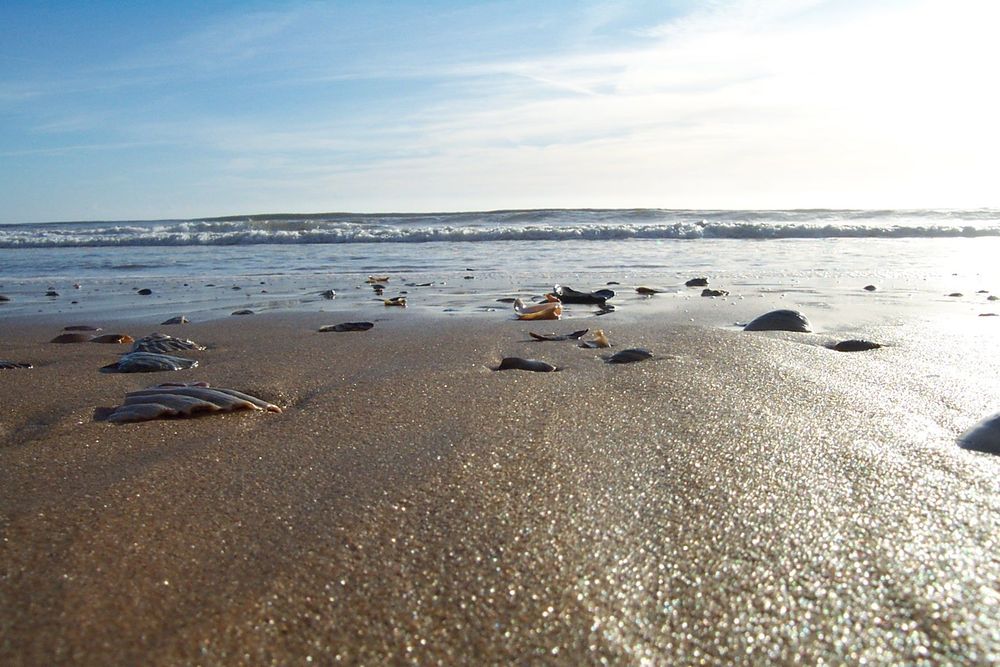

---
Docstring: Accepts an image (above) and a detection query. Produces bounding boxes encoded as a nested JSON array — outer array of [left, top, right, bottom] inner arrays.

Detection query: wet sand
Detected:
[[1, 312, 999, 664]]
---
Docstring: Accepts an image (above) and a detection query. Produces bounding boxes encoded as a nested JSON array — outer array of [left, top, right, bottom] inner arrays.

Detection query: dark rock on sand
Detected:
[[702, 289, 729, 297], [319, 322, 375, 332], [552, 285, 615, 305], [137, 288, 153, 296], [50, 332, 92, 344], [496, 298, 517, 304], [979, 313, 998, 317], [0, 360, 33, 369], [685, 278, 709, 287], [161, 316, 189, 325], [320, 290, 337, 299], [959, 413, 1000, 454], [830, 339, 881, 352], [744, 309, 812, 333], [636, 287, 664, 295], [0, 295, 10, 302], [947, 293, 963, 297], [863, 285, 877, 291], [497, 357, 558, 372], [606, 348, 653, 364], [232, 309, 254, 316], [46, 291, 59, 297], [988, 295, 999, 301]]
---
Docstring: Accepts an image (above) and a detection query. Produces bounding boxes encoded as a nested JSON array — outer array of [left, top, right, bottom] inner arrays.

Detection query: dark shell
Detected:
[[0, 359, 32, 369], [384, 297, 407, 307], [979, 313, 998, 317], [863, 285, 877, 291], [635, 287, 664, 295], [830, 339, 881, 352], [319, 322, 375, 332], [64, 325, 101, 331], [947, 293, 963, 297], [606, 348, 653, 364], [552, 285, 615, 304], [594, 304, 616, 316], [959, 413, 1000, 454], [496, 297, 517, 303], [0, 295, 10, 302], [497, 357, 557, 372], [320, 290, 337, 299], [232, 309, 254, 316], [161, 316, 189, 325], [528, 329, 588, 342], [989, 295, 999, 301], [50, 333, 92, 344], [744, 309, 812, 333], [137, 288, 152, 295], [685, 277, 708, 287], [46, 290, 59, 297], [90, 334, 135, 344], [701, 289, 729, 297], [101, 352, 199, 373], [103, 382, 281, 423], [131, 333, 205, 353]]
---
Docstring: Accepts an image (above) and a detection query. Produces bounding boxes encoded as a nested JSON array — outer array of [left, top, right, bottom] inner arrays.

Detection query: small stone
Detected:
[[863, 285, 877, 291], [137, 288, 153, 296], [685, 277, 709, 287]]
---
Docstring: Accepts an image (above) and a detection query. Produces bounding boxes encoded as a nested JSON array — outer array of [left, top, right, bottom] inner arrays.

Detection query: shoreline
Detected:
[[2, 311, 999, 663]]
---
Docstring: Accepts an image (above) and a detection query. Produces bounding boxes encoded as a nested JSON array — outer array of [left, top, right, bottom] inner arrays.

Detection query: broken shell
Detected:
[[384, 297, 407, 307], [367, 276, 390, 284], [580, 330, 610, 349], [0, 359, 32, 369], [100, 352, 199, 373], [606, 348, 652, 364], [514, 297, 562, 321]]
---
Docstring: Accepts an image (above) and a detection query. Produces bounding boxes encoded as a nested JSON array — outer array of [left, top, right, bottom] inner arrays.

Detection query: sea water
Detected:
[[1, 209, 999, 328]]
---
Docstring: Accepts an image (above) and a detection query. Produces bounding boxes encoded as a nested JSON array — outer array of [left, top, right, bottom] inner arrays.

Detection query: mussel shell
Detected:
[[497, 357, 557, 372], [161, 316, 189, 325], [830, 339, 881, 352], [606, 348, 653, 364], [744, 309, 812, 333], [528, 329, 588, 342], [553, 285, 615, 304], [319, 322, 375, 332], [0, 359, 32, 369], [131, 333, 205, 353], [101, 352, 199, 373], [232, 309, 254, 316], [959, 413, 1000, 454]]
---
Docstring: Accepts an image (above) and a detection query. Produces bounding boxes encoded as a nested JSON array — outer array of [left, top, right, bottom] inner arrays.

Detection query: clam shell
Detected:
[[744, 309, 812, 333], [161, 316, 189, 325], [606, 348, 653, 364], [104, 382, 281, 423], [131, 332, 205, 353], [50, 333, 92, 344], [830, 339, 881, 352], [959, 413, 1000, 454], [497, 357, 557, 372], [101, 351, 198, 373]]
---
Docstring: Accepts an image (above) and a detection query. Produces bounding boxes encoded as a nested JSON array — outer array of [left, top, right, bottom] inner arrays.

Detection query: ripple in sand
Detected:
[[497, 357, 558, 372], [744, 309, 812, 333], [101, 351, 198, 373], [0, 359, 32, 369], [101, 382, 281, 423], [131, 332, 205, 353]]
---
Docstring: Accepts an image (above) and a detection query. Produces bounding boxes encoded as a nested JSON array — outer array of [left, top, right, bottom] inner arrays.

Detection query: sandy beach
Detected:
[[1, 309, 998, 665]]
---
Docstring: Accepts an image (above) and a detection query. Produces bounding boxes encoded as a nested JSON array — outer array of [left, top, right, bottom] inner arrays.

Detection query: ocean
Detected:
[[2, 208, 999, 328]]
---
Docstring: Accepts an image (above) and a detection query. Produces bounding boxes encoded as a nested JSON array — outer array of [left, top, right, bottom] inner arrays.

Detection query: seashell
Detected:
[[636, 287, 664, 295], [528, 329, 588, 342], [90, 334, 135, 344], [46, 290, 59, 297], [384, 297, 407, 307], [319, 322, 374, 332], [579, 329, 610, 349], [0, 359, 33, 369], [989, 295, 1000, 302], [64, 325, 101, 331], [405, 282, 433, 287], [947, 292, 963, 297], [497, 357, 557, 372], [100, 351, 198, 373], [367, 276, 390, 284], [50, 333, 92, 344], [103, 382, 281, 423], [744, 309, 812, 333], [685, 277, 708, 287], [959, 413, 1000, 454], [320, 290, 337, 299], [829, 339, 881, 352], [0, 295, 11, 302], [863, 285, 877, 291], [161, 316, 189, 325], [131, 332, 205, 353], [980, 313, 998, 317], [496, 297, 517, 303], [606, 348, 652, 364], [514, 297, 562, 321], [137, 288, 152, 295], [232, 309, 254, 316], [551, 285, 615, 305], [701, 289, 729, 297]]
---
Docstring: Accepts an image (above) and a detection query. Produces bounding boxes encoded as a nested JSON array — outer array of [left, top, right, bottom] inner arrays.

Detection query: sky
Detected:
[[1, 0, 998, 222]]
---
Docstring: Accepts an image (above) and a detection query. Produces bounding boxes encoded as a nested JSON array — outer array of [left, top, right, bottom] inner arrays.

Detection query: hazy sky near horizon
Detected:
[[1, 0, 998, 222]]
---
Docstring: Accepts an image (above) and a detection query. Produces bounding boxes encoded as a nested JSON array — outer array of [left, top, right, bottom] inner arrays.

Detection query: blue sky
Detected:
[[1, 0, 998, 222]]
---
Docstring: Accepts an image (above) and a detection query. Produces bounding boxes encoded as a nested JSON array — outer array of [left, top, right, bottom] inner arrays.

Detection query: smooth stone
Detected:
[[137, 288, 152, 295], [830, 339, 881, 352], [863, 285, 877, 291], [319, 322, 375, 332], [701, 289, 729, 297], [959, 413, 1000, 454], [46, 291, 59, 297], [636, 287, 664, 295], [979, 313, 998, 317], [496, 298, 517, 303], [606, 348, 653, 364], [0, 295, 10, 302], [50, 333, 92, 344], [320, 290, 337, 299], [989, 295, 999, 301], [744, 309, 812, 333], [497, 357, 557, 372], [685, 277, 708, 287], [947, 292, 963, 297]]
